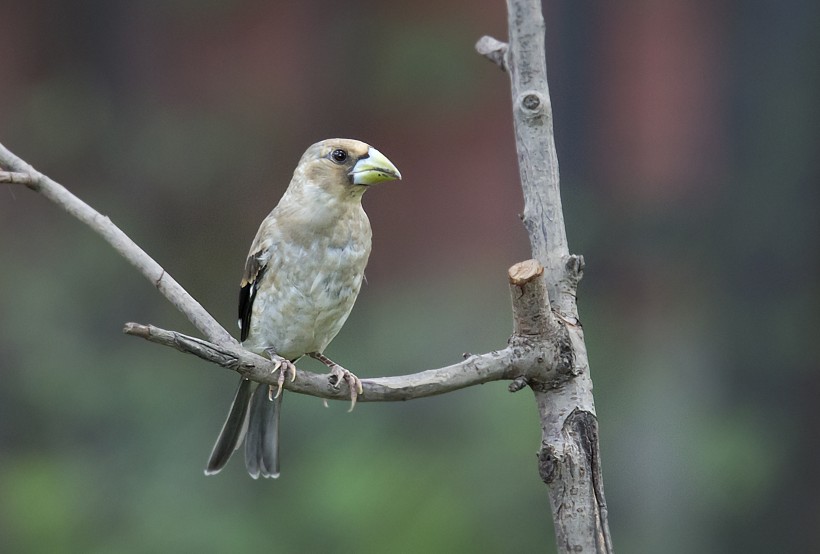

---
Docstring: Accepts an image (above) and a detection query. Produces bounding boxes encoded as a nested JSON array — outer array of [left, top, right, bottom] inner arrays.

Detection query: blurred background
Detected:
[[0, 0, 817, 552]]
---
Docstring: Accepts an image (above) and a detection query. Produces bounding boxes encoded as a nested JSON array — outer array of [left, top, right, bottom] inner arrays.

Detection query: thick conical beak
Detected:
[[349, 146, 401, 185]]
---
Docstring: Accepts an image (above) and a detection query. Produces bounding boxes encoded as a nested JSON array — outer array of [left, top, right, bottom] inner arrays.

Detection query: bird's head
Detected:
[[295, 138, 401, 201]]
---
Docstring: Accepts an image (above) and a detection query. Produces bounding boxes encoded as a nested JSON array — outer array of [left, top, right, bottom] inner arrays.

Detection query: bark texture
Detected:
[[477, 1, 613, 551]]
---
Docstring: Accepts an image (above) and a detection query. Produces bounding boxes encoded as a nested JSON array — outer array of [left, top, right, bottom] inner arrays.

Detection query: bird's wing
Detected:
[[238, 247, 268, 342]]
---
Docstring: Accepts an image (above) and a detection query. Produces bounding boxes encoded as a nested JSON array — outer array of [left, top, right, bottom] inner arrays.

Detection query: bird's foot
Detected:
[[264, 348, 297, 400], [309, 352, 363, 412], [328, 365, 363, 412]]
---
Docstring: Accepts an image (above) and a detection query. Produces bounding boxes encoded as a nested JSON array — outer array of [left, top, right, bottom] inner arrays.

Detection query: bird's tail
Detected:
[[244, 381, 281, 479], [204, 377, 282, 478], [204, 378, 253, 475]]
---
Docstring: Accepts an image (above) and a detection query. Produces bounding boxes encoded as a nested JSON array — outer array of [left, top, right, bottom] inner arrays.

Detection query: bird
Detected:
[[204, 138, 401, 479]]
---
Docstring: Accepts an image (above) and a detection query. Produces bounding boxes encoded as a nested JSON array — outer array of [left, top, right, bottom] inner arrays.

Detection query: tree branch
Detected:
[[477, 1, 613, 552], [123, 322, 550, 401], [0, 142, 235, 346]]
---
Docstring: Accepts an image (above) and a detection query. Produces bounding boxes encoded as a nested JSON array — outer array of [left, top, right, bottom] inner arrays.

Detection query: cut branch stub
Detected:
[[506, 260, 571, 391], [508, 259, 558, 337], [508, 258, 543, 286]]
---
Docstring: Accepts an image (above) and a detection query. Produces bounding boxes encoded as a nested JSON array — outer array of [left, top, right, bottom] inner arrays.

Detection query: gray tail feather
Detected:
[[245, 382, 281, 479], [204, 378, 253, 475]]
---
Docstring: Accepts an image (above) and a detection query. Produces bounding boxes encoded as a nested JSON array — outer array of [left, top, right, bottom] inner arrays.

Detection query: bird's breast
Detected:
[[244, 218, 372, 359]]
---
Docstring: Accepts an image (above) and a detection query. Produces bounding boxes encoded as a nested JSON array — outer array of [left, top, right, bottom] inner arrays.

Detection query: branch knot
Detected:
[[517, 90, 549, 120]]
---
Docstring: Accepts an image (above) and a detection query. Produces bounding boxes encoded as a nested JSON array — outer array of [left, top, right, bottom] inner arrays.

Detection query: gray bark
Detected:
[[477, 1, 613, 551], [122, 322, 561, 402]]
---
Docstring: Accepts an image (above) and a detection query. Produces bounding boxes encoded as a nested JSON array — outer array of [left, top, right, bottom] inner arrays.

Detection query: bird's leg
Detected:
[[263, 347, 297, 400], [308, 352, 363, 412]]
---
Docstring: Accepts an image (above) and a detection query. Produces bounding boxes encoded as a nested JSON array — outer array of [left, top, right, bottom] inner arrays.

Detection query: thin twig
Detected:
[[0, 142, 235, 346]]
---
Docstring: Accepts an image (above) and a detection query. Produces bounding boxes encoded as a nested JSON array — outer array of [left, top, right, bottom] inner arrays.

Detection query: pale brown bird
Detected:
[[205, 138, 401, 478]]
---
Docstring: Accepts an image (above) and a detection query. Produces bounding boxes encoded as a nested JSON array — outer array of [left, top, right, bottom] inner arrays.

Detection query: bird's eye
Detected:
[[331, 149, 348, 163]]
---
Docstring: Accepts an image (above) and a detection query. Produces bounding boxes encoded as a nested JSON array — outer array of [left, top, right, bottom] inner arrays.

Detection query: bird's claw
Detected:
[[265, 353, 297, 400], [327, 365, 363, 412]]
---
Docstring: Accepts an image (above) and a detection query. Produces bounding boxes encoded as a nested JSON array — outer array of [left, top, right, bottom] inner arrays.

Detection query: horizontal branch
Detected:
[[124, 322, 555, 402]]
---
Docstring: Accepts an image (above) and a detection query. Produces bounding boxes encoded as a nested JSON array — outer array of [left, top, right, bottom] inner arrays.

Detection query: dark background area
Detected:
[[1, 1, 818, 552]]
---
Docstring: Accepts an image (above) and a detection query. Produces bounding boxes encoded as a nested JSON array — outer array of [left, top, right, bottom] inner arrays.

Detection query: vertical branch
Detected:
[[479, 1, 613, 552], [505, 0, 569, 312]]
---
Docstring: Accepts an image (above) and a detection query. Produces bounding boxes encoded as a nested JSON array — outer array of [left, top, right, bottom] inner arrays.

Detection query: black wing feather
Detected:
[[238, 251, 266, 342]]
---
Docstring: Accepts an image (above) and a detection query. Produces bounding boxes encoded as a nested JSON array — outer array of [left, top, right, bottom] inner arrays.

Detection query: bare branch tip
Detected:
[[475, 35, 509, 70], [123, 322, 150, 338]]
